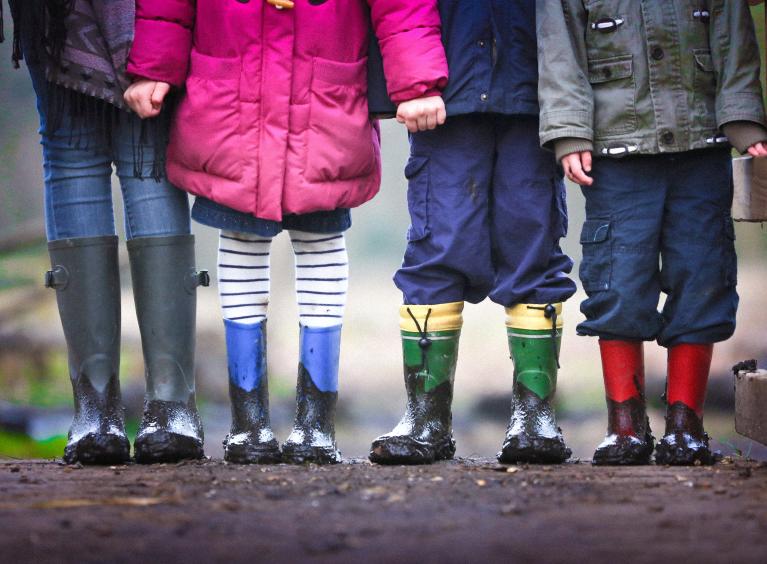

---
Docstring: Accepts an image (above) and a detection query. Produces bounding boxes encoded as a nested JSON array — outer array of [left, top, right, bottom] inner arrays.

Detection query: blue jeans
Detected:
[[577, 149, 738, 347], [394, 114, 576, 306], [27, 63, 190, 241]]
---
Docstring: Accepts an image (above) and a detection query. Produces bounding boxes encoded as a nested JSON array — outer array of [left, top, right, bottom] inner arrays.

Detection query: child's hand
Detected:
[[396, 96, 447, 133], [747, 142, 767, 158], [124, 80, 171, 119], [562, 151, 594, 186]]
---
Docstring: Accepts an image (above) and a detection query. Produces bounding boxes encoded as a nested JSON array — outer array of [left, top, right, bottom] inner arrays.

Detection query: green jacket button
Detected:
[[661, 131, 675, 144], [651, 46, 665, 61]]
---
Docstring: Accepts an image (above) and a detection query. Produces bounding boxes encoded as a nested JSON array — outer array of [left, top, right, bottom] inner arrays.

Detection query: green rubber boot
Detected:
[[498, 303, 571, 464], [369, 303, 462, 465], [128, 235, 209, 464], [46, 236, 130, 465]]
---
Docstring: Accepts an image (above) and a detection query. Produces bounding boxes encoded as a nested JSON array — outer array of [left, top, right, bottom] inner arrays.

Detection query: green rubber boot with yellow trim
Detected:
[[498, 303, 571, 464], [369, 303, 462, 465]]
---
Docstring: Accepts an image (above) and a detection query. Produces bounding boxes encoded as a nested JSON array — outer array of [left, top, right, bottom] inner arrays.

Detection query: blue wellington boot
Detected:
[[282, 325, 342, 464], [223, 319, 281, 463]]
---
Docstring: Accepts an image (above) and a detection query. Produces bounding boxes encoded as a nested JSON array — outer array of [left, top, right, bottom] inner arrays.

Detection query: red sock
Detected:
[[599, 340, 645, 403], [667, 344, 713, 417]]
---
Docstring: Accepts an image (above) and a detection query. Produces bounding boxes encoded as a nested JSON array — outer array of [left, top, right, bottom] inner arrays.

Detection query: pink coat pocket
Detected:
[[169, 49, 245, 183], [305, 57, 377, 184]]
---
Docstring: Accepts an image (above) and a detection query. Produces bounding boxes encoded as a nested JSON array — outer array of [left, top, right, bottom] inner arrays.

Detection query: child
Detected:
[[538, 0, 767, 465], [369, 0, 578, 465], [125, 0, 448, 464], [6, 0, 208, 464]]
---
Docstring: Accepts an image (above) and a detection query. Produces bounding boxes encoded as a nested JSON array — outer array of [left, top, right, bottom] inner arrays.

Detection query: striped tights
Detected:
[[217, 230, 348, 328]]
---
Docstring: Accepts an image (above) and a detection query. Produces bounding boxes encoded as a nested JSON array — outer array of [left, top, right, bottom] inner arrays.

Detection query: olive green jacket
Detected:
[[537, 0, 767, 160]]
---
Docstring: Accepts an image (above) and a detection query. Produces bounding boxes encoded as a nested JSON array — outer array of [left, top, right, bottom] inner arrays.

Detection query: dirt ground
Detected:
[[1, 458, 766, 563]]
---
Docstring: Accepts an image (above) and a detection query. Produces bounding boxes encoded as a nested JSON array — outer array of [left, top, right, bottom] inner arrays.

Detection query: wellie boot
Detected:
[[282, 324, 344, 464], [593, 340, 654, 465], [223, 319, 281, 463], [128, 235, 209, 464], [369, 303, 462, 465], [498, 303, 571, 464], [655, 343, 716, 465], [46, 236, 130, 465]]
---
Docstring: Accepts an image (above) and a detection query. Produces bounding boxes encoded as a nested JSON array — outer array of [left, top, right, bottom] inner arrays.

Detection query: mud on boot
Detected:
[[223, 320, 281, 464], [128, 235, 208, 464], [498, 304, 570, 465], [369, 303, 462, 465], [47, 236, 130, 465], [282, 325, 343, 465], [654, 402, 716, 465], [593, 398, 654, 466]]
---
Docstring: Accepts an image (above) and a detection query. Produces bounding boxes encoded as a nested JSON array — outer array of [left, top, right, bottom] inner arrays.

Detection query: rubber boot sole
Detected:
[[63, 433, 130, 466], [654, 439, 716, 466], [281, 443, 342, 465], [369, 435, 456, 465], [134, 431, 204, 464], [224, 439, 282, 464], [498, 436, 571, 465]]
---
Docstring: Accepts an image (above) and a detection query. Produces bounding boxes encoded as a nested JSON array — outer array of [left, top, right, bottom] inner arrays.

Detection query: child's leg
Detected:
[[372, 116, 494, 465], [281, 230, 348, 464], [491, 116, 577, 464], [579, 155, 668, 465], [217, 230, 281, 463], [655, 148, 736, 465]]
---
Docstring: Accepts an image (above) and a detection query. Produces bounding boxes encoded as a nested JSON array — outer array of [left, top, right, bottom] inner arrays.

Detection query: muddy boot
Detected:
[[46, 236, 130, 465], [223, 319, 281, 463], [655, 344, 716, 465], [128, 235, 209, 464], [369, 303, 462, 465], [498, 304, 571, 464], [593, 340, 654, 465], [282, 325, 343, 464]]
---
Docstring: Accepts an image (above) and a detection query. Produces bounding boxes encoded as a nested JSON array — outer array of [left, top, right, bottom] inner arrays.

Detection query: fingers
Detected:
[[582, 150, 592, 173], [396, 97, 446, 133], [748, 142, 767, 158], [562, 152, 594, 186], [151, 82, 171, 110]]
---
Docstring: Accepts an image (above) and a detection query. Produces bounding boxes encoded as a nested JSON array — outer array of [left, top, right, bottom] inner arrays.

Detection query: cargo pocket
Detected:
[[692, 50, 717, 131], [722, 214, 737, 287], [552, 178, 568, 238], [306, 57, 376, 183], [579, 219, 612, 292], [588, 54, 637, 137], [405, 156, 430, 242], [171, 49, 243, 181]]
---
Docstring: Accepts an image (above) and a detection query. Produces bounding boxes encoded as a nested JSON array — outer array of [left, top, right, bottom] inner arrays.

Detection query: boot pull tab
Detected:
[[406, 307, 433, 373], [184, 269, 210, 293], [44, 266, 69, 290]]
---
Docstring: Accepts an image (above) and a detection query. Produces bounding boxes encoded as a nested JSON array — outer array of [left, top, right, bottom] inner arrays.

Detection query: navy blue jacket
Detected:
[[368, 0, 539, 117]]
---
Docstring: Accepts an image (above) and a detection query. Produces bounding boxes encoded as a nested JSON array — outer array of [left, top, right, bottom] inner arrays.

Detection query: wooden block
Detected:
[[733, 156, 767, 222], [735, 369, 767, 445]]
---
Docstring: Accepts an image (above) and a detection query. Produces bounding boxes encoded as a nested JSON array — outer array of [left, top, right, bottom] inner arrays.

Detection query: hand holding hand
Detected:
[[562, 151, 594, 186], [123, 80, 171, 119], [747, 142, 767, 158], [396, 96, 447, 133]]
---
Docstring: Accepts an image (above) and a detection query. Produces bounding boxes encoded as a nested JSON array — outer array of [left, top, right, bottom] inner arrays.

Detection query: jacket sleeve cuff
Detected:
[[127, 18, 192, 88], [722, 121, 767, 154], [554, 138, 595, 163]]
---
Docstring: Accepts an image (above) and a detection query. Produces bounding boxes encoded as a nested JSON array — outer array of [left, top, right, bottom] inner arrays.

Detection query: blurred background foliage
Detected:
[[1, 5, 766, 461]]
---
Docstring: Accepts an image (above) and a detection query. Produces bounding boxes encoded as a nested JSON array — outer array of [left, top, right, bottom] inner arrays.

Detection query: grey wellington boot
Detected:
[[128, 235, 209, 464], [46, 236, 130, 465]]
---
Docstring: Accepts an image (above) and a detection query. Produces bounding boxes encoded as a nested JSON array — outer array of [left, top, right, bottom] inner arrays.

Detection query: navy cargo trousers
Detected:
[[577, 149, 738, 347], [394, 114, 576, 307]]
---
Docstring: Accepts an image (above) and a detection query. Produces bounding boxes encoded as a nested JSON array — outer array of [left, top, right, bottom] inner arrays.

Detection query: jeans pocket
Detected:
[[579, 219, 612, 292], [405, 155, 430, 242]]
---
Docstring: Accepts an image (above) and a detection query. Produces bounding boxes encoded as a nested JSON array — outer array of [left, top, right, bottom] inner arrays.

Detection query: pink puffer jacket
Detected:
[[127, 0, 448, 221]]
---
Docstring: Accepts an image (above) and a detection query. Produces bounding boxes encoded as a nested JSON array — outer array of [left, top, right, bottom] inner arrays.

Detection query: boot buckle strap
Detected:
[[184, 269, 210, 293], [44, 266, 69, 289]]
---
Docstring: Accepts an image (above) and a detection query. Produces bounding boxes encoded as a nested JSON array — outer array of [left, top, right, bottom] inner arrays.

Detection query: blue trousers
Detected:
[[394, 114, 576, 306], [577, 149, 738, 347], [27, 63, 190, 241]]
